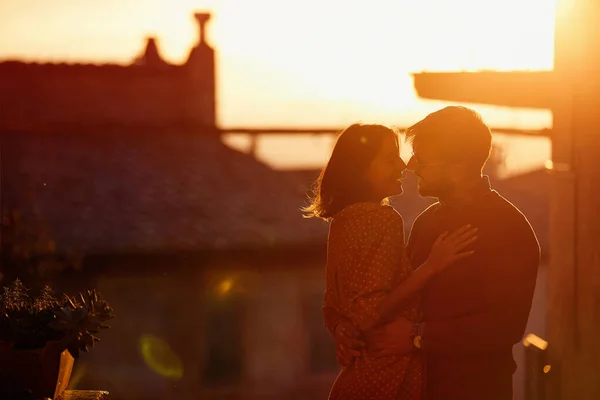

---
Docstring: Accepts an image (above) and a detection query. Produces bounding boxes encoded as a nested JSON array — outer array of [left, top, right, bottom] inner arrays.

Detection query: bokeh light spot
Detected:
[[217, 278, 234, 296]]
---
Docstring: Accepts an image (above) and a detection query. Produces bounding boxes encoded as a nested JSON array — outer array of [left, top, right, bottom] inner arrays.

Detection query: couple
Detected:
[[304, 106, 541, 400]]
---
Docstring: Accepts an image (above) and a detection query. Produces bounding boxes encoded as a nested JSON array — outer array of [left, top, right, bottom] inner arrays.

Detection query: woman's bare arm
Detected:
[[377, 226, 477, 324]]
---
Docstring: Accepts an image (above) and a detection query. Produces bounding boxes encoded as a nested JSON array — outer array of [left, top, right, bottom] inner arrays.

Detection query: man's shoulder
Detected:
[[488, 191, 540, 244], [489, 190, 541, 260], [489, 191, 533, 226]]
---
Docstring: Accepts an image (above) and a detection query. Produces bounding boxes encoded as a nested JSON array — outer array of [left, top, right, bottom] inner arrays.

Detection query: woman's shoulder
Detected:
[[374, 204, 404, 231], [334, 202, 404, 230]]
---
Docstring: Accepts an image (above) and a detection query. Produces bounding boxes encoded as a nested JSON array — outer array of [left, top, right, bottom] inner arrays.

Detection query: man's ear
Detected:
[[452, 164, 473, 183], [447, 164, 463, 182]]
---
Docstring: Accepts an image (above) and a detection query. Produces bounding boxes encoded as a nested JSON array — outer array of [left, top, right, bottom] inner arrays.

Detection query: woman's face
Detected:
[[364, 134, 407, 199]]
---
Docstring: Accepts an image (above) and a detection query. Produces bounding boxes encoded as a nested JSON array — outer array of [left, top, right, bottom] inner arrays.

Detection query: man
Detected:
[[323, 106, 540, 400]]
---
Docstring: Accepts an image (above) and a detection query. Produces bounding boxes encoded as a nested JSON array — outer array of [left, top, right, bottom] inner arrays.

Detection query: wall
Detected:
[[0, 63, 216, 127], [68, 256, 336, 400]]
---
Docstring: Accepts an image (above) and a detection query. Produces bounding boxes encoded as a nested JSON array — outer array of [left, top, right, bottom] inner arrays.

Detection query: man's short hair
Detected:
[[405, 106, 492, 171]]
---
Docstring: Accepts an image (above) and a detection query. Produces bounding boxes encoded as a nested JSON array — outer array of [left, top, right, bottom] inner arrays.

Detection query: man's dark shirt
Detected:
[[407, 177, 540, 400]]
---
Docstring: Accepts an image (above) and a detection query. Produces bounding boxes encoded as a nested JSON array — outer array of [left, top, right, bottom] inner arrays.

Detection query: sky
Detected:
[[0, 0, 557, 170]]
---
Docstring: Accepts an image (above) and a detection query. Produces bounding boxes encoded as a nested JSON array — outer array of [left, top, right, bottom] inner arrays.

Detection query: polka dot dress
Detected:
[[324, 202, 424, 400]]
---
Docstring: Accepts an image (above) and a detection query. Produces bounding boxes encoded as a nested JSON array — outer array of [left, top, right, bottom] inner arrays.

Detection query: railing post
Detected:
[[523, 333, 551, 400]]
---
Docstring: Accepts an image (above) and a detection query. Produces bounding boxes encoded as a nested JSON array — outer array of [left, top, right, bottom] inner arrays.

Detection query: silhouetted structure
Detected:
[[0, 13, 216, 131], [413, 71, 554, 111]]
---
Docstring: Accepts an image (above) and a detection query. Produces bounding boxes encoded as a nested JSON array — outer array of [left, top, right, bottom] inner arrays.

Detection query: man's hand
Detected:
[[366, 317, 415, 357], [333, 320, 364, 366]]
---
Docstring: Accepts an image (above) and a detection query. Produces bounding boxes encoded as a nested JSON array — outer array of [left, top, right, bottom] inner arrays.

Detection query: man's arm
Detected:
[[421, 220, 541, 357]]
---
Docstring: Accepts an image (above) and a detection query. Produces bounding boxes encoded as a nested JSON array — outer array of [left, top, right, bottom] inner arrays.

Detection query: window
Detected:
[[202, 294, 244, 386]]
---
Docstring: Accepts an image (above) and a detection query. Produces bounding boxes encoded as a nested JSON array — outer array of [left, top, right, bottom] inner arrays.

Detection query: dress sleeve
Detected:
[[339, 209, 405, 332]]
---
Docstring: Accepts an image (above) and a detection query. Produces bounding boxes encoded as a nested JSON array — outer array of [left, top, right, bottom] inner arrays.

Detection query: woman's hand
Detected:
[[426, 225, 478, 273]]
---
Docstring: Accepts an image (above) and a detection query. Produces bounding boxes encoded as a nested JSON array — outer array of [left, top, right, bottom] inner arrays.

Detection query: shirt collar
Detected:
[[438, 176, 493, 208]]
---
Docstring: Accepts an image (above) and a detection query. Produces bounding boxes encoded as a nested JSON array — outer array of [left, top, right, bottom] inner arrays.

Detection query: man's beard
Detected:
[[417, 177, 454, 199]]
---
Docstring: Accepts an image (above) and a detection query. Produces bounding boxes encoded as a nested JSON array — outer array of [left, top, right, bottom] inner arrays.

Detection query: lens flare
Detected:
[[139, 334, 184, 380]]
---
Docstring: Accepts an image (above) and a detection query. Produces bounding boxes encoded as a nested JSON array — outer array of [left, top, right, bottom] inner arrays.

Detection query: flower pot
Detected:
[[0, 340, 74, 399]]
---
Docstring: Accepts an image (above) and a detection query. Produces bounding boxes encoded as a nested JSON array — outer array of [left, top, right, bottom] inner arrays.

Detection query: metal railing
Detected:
[[220, 127, 551, 137], [523, 333, 551, 400]]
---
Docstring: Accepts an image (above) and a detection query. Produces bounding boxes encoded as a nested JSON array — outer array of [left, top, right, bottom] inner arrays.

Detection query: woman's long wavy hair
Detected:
[[302, 123, 399, 220]]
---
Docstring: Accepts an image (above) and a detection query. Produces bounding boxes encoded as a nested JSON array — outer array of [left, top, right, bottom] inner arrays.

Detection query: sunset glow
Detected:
[[0, 0, 557, 170], [0, 0, 556, 114]]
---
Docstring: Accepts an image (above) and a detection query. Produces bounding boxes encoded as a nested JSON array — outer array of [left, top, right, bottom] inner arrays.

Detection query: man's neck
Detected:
[[439, 175, 491, 206]]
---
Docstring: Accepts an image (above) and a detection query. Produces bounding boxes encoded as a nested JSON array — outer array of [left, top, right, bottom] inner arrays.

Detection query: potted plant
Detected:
[[0, 279, 114, 399]]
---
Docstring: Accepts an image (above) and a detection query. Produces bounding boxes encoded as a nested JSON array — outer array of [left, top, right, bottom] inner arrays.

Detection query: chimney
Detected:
[[185, 12, 216, 128], [141, 37, 164, 66], [132, 36, 168, 67], [194, 13, 211, 44]]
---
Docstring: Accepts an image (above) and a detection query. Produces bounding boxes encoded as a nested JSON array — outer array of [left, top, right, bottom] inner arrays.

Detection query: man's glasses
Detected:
[[408, 152, 446, 169]]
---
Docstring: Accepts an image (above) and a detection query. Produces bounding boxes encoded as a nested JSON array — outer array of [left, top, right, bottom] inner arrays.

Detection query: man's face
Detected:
[[407, 143, 455, 198]]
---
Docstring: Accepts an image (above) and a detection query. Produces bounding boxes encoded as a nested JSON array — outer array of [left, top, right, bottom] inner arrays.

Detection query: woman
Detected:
[[303, 124, 476, 399]]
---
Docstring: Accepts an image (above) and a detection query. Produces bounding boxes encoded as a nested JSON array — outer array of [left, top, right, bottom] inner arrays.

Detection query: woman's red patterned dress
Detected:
[[325, 202, 424, 400]]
